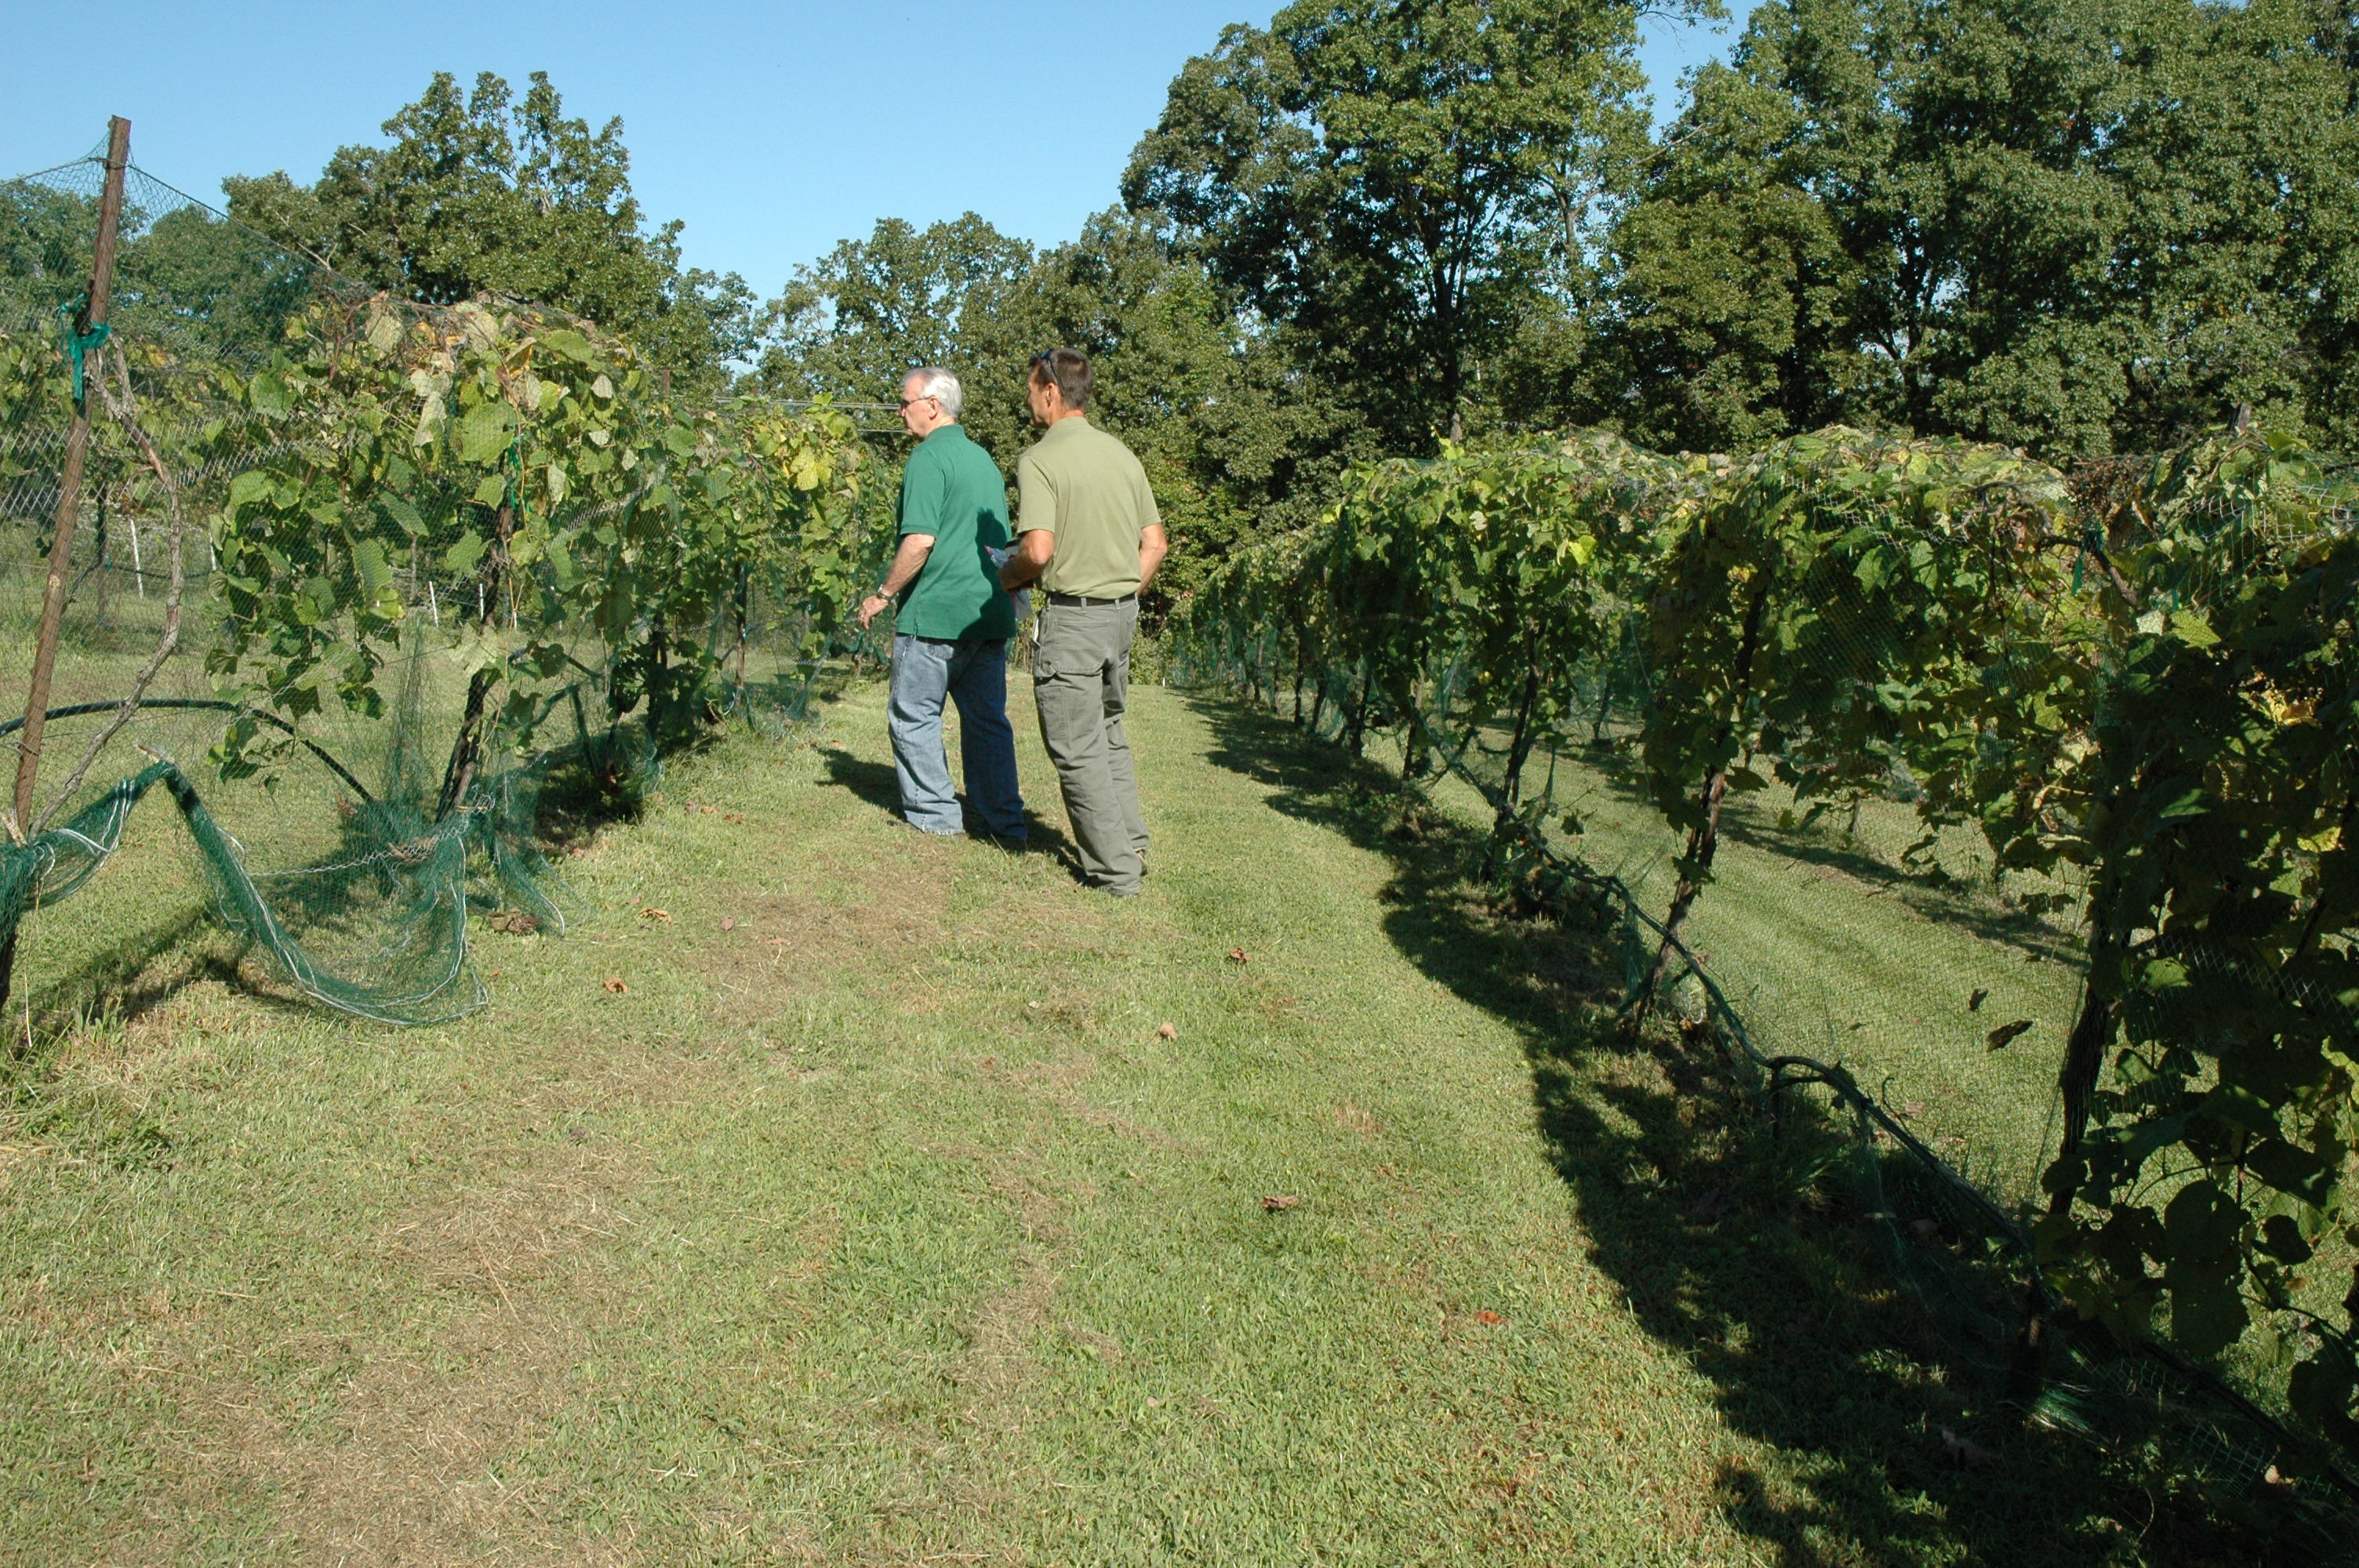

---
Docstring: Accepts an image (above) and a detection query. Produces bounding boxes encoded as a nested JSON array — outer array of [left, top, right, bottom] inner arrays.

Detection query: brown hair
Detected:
[[1030, 347, 1092, 412]]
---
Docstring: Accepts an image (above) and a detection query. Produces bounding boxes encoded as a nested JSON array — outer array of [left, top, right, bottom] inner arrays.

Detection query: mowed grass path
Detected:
[[2, 681, 2105, 1565]]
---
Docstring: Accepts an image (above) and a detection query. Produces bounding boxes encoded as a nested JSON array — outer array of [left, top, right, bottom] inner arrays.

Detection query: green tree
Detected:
[[960, 212, 1363, 597], [753, 214, 1034, 404], [0, 182, 96, 321], [754, 208, 1356, 601], [1595, 0, 2359, 456], [1121, 0, 1686, 452], [223, 71, 755, 395]]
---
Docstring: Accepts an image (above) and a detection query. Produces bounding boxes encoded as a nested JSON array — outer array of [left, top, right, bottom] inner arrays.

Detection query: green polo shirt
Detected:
[[1015, 417, 1161, 599], [896, 424, 1016, 642]]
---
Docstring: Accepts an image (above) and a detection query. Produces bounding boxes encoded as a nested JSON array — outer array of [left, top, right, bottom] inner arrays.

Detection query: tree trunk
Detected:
[[1345, 665, 1369, 759], [1502, 664, 1543, 809], [2011, 864, 2125, 1404], [1635, 574, 1775, 1021], [2048, 891, 2124, 1219], [437, 499, 514, 818]]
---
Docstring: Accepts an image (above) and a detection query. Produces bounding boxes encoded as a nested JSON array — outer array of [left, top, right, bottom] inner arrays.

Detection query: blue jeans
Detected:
[[887, 633, 1024, 838]]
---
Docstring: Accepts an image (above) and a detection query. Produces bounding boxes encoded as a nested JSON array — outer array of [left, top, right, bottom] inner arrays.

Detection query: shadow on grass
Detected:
[[818, 745, 1092, 880], [19, 904, 250, 1041], [6, 906, 311, 1180], [1514, 735, 2083, 969], [1194, 695, 2293, 1568], [1717, 806, 2084, 968], [817, 746, 902, 815]]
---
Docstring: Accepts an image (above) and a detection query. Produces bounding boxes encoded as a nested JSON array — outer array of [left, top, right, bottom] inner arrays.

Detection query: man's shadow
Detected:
[[817, 746, 900, 813], [818, 746, 1085, 879]]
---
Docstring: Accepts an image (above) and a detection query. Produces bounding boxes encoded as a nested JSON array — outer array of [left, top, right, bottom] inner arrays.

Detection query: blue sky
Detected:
[[2, 2, 1750, 302]]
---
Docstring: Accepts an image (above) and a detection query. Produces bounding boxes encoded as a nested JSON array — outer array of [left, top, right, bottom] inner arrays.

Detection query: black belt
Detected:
[[1045, 591, 1138, 608]]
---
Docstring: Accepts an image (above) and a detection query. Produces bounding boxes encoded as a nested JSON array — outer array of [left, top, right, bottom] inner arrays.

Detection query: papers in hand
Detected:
[[987, 544, 1034, 622]]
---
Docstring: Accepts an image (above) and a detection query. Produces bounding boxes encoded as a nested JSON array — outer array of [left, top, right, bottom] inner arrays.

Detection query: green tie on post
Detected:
[[54, 295, 111, 410]]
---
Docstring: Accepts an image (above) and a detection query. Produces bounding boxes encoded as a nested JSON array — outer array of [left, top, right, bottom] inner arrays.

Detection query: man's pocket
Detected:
[[1030, 607, 1070, 682], [1032, 605, 1114, 684]]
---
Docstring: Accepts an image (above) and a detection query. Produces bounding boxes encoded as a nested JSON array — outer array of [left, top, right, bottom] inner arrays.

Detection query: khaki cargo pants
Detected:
[[1031, 600, 1149, 895]]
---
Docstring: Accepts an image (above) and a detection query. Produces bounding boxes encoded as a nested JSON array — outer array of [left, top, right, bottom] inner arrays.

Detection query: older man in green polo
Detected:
[[997, 348, 1169, 896], [856, 366, 1024, 840]]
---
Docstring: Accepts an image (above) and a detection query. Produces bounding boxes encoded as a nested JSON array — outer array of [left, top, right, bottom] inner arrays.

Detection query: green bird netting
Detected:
[[0, 147, 899, 1031], [1165, 428, 2359, 1544]]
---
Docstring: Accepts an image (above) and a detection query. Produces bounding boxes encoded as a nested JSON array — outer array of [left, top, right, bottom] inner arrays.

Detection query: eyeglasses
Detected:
[[899, 392, 937, 410]]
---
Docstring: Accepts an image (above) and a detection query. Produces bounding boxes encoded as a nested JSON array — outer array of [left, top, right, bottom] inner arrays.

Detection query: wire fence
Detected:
[[0, 142, 896, 1030], [1165, 434, 2359, 1552]]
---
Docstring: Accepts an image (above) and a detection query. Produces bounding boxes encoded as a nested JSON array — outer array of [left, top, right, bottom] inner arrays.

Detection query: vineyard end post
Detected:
[[13, 115, 133, 840], [2, 114, 130, 1036]]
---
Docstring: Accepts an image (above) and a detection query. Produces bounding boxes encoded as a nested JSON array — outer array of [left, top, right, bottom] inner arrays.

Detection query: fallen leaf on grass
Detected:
[[602, 978, 629, 994], [1968, 987, 1990, 1011], [721, 916, 736, 932], [487, 909, 539, 935], [1985, 1018, 2034, 1051], [1474, 1309, 1506, 1326], [568, 845, 589, 858], [1259, 1195, 1299, 1212], [1901, 1099, 1925, 1120], [724, 812, 743, 824], [640, 906, 672, 923], [1227, 947, 1249, 966], [1155, 1022, 1177, 1040]]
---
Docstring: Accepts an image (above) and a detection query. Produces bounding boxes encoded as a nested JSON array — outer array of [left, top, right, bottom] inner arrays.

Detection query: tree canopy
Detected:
[[140, 2, 2357, 591], [1121, 0, 1695, 452], [1592, 0, 2359, 456], [224, 71, 756, 395]]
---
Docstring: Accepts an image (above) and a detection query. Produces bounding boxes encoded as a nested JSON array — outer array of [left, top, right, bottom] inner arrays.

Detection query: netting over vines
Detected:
[[1169, 423, 2359, 1522], [0, 147, 895, 1028]]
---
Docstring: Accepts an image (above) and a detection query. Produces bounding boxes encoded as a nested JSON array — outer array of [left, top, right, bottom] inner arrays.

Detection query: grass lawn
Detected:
[[1422, 733, 2088, 1201], [0, 676, 2241, 1564]]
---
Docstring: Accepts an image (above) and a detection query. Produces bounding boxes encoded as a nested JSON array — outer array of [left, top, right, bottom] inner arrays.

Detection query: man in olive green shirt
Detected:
[[856, 367, 1024, 839], [998, 348, 1169, 895]]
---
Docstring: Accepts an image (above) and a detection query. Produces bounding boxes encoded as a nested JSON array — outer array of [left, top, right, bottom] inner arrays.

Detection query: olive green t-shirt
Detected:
[[1014, 417, 1161, 599], [896, 424, 1016, 641]]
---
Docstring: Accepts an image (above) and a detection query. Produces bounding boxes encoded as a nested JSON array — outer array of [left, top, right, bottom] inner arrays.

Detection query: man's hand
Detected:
[[863, 533, 937, 629], [1138, 524, 1169, 593], [1000, 529, 1054, 590]]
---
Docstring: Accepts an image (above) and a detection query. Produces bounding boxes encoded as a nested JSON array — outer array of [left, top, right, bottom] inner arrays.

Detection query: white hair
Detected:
[[906, 365, 962, 420]]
